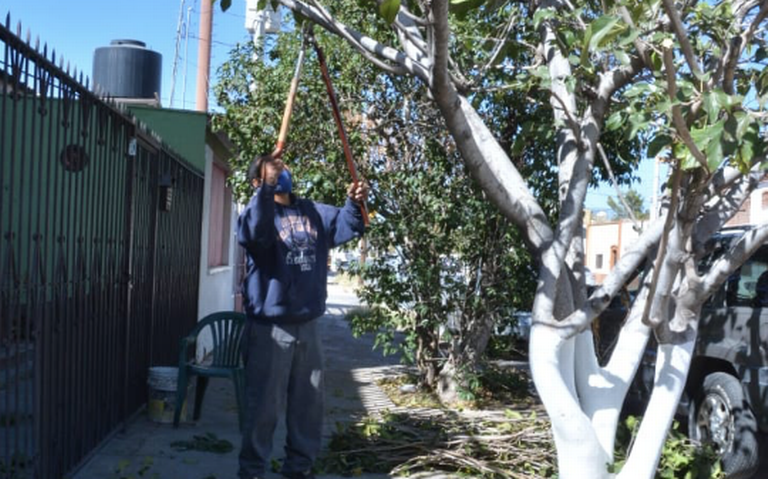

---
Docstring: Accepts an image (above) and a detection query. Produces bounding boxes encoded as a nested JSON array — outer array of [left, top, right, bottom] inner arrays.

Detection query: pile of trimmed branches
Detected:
[[319, 408, 556, 478]]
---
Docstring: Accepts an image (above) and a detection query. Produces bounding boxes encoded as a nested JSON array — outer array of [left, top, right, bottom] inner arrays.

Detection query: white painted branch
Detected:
[[619, 337, 696, 479], [692, 169, 761, 251], [279, 0, 429, 79], [700, 224, 768, 298], [555, 219, 664, 337], [582, 285, 652, 458], [428, 2, 554, 254]]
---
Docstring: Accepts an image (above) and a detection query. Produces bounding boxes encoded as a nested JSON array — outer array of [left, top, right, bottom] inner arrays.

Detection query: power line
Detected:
[[188, 33, 236, 48]]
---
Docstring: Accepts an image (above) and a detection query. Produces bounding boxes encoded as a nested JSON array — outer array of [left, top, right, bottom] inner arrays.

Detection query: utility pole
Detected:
[[195, 0, 213, 112], [169, 0, 186, 108], [182, 6, 192, 108]]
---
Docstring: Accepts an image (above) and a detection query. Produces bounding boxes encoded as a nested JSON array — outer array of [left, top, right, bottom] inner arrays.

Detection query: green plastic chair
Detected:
[[173, 311, 247, 430]]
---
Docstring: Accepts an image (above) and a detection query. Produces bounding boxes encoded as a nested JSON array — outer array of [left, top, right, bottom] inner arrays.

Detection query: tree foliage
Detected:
[[213, 4, 537, 394], [607, 189, 649, 220]]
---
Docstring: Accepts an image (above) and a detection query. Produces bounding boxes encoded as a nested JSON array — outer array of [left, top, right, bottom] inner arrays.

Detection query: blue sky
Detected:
[[2, 0, 659, 210], [3, 0, 251, 110]]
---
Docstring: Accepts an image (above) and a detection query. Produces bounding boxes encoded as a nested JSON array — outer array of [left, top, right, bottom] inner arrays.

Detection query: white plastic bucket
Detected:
[[147, 367, 187, 424]]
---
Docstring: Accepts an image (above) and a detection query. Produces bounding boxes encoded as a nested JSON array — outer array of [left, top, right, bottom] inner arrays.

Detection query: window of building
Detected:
[[595, 254, 604, 269], [208, 162, 232, 268]]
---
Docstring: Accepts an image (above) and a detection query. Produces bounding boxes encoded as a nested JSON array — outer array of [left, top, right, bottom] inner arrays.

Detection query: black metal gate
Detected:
[[0, 15, 204, 479]]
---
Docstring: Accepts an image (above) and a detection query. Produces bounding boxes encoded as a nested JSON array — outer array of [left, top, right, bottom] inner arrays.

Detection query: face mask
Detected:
[[274, 169, 293, 193]]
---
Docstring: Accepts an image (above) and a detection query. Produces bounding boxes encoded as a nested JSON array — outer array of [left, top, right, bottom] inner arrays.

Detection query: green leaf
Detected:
[[758, 70, 768, 97], [614, 50, 631, 65], [690, 121, 721, 150], [510, 133, 527, 156], [624, 82, 650, 98], [559, 30, 577, 49], [504, 409, 523, 419], [605, 111, 624, 131], [449, 0, 485, 16], [737, 117, 764, 168], [705, 123, 725, 171], [581, 14, 627, 66], [617, 29, 640, 47], [756, 46, 768, 63], [702, 91, 720, 124], [379, 0, 401, 24], [723, 114, 739, 157], [626, 112, 650, 140], [647, 133, 673, 158], [675, 142, 699, 170], [587, 15, 623, 50], [532, 8, 555, 30], [220, 0, 232, 11]]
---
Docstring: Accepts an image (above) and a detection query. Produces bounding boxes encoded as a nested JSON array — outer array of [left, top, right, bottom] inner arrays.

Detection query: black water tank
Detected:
[[92, 40, 162, 99]]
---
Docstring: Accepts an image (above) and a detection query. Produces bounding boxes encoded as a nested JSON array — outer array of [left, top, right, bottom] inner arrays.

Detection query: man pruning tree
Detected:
[[237, 154, 368, 479]]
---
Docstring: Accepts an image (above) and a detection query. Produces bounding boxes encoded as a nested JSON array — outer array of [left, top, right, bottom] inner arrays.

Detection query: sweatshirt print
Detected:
[[237, 183, 365, 324]]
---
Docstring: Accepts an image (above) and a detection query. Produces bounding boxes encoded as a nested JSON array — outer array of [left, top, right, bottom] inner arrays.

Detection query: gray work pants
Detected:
[[238, 320, 324, 478]]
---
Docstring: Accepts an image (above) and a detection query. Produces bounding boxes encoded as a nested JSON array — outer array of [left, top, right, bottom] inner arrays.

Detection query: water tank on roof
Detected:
[[92, 40, 162, 99]]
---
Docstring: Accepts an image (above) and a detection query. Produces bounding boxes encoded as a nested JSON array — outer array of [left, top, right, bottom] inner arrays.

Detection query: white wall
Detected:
[[749, 182, 768, 226], [196, 144, 237, 360]]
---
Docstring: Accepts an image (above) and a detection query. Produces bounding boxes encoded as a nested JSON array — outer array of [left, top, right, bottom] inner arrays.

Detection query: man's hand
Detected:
[[347, 181, 369, 204], [261, 158, 284, 186]]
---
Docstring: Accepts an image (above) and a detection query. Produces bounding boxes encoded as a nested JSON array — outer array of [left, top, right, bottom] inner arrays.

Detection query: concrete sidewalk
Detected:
[[72, 277, 406, 479]]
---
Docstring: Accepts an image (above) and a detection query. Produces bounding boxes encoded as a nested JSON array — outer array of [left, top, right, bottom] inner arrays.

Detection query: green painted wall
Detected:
[[129, 106, 207, 172]]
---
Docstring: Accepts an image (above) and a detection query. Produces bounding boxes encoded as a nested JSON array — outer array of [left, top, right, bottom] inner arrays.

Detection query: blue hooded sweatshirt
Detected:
[[237, 183, 365, 324]]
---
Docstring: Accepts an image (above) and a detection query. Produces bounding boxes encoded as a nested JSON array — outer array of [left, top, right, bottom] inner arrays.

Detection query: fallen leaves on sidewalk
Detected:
[[170, 432, 234, 454], [318, 409, 556, 478]]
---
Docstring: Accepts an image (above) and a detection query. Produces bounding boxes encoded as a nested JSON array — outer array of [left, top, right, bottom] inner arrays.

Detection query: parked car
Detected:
[[626, 228, 767, 478]]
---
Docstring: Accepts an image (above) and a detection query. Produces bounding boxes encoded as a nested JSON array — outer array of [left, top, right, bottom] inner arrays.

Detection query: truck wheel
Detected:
[[688, 372, 759, 479]]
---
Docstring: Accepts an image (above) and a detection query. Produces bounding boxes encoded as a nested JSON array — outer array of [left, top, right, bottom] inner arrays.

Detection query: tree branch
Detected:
[[550, 90, 581, 138], [692, 167, 763, 254], [426, 1, 554, 255], [660, 0, 704, 79], [280, 0, 427, 79], [597, 143, 642, 228], [723, 1, 768, 93], [476, 9, 519, 78], [643, 162, 682, 328], [663, 47, 708, 170], [618, 6, 652, 68], [701, 224, 768, 300], [543, 218, 666, 338]]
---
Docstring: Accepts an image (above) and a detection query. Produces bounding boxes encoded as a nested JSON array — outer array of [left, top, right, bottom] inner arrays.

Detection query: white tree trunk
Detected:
[[530, 325, 614, 478]]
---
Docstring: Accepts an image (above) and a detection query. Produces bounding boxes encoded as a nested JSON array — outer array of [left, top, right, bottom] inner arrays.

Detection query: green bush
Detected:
[[612, 415, 724, 479]]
